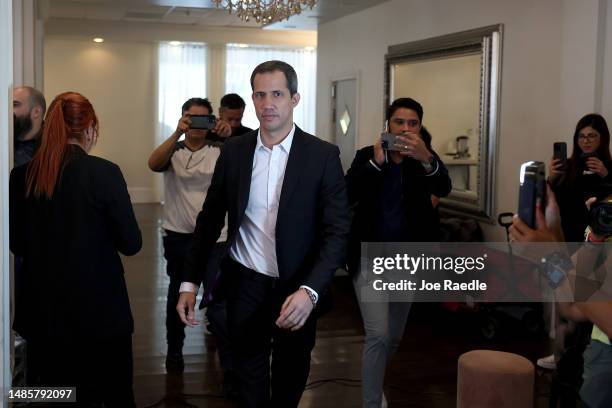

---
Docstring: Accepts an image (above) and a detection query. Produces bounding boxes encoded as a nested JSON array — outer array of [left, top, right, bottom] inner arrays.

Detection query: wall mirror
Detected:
[[385, 24, 503, 222]]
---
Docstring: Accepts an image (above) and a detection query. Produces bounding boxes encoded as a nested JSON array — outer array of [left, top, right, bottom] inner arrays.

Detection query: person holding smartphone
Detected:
[[539, 114, 612, 403], [345, 97, 451, 407], [148, 98, 231, 376]]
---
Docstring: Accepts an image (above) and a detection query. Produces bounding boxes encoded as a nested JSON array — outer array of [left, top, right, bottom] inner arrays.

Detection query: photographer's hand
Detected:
[[214, 119, 232, 138], [395, 133, 433, 163], [548, 158, 565, 183], [373, 137, 385, 166], [176, 113, 192, 136], [586, 157, 609, 178]]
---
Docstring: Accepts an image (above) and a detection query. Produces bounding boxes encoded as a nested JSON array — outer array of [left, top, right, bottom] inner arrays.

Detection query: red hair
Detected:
[[26, 92, 98, 198]]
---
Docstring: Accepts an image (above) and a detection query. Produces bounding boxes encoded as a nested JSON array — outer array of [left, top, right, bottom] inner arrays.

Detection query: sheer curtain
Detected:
[[225, 44, 317, 133], [157, 42, 207, 144]]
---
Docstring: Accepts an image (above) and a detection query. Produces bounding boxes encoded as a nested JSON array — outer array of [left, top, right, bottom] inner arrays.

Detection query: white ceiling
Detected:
[[43, 0, 389, 30]]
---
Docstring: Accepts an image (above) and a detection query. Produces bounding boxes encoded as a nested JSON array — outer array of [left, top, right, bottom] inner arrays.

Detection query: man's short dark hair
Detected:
[[387, 97, 423, 123], [220, 93, 246, 110], [181, 97, 213, 114], [250, 60, 298, 96], [17, 86, 47, 115]]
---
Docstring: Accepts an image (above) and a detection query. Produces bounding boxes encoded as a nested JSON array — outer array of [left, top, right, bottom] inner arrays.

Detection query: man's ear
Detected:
[[31, 105, 43, 120], [291, 92, 300, 108]]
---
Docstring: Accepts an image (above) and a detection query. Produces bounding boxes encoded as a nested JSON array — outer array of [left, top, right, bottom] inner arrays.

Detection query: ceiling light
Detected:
[[169, 41, 181, 46], [305, 46, 315, 51], [93, 38, 104, 43], [212, 0, 317, 24]]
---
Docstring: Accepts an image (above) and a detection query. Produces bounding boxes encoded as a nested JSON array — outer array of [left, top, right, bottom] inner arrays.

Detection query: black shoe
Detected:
[[165, 348, 184, 374], [222, 370, 239, 399]]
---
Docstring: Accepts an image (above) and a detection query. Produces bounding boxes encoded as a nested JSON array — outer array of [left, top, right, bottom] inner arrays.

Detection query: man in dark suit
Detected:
[[177, 60, 349, 407]]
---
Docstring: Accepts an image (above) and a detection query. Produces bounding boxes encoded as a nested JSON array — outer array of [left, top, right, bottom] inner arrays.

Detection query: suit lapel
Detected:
[[278, 127, 309, 213], [237, 132, 258, 218]]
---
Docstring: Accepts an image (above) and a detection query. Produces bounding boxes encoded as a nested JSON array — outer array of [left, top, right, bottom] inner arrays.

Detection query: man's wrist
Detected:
[[300, 285, 318, 305], [179, 282, 199, 295]]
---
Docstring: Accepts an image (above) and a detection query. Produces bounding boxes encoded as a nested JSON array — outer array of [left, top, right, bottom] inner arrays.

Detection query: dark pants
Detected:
[[224, 259, 317, 408], [163, 230, 194, 350], [202, 242, 233, 372], [26, 335, 135, 407], [551, 320, 593, 407]]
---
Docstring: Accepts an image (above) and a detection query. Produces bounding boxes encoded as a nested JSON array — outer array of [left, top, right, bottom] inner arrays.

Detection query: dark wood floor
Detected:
[[125, 204, 554, 407]]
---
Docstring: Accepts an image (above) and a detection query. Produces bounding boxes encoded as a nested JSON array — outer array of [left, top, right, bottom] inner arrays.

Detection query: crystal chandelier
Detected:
[[211, 0, 317, 24]]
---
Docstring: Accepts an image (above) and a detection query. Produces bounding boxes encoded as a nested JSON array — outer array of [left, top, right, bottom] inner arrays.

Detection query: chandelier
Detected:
[[211, 0, 317, 24]]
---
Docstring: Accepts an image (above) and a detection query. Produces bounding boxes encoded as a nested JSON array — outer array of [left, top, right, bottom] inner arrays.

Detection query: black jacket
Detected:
[[345, 146, 452, 274], [183, 126, 350, 298], [10, 146, 142, 339]]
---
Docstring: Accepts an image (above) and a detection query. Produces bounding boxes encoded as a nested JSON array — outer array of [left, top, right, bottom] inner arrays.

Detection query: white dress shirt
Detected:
[[180, 125, 318, 302]]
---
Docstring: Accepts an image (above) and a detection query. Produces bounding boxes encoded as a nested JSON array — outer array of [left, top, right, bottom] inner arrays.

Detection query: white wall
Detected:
[[44, 37, 158, 202], [44, 22, 316, 203], [316, 0, 609, 240]]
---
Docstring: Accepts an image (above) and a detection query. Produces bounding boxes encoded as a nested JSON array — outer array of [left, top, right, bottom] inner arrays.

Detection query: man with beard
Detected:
[[13, 86, 46, 167]]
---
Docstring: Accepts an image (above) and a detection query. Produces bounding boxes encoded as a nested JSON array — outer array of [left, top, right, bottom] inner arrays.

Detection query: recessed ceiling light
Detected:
[[237, 43, 249, 48], [305, 46, 315, 51], [93, 38, 104, 43], [169, 41, 181, 46]]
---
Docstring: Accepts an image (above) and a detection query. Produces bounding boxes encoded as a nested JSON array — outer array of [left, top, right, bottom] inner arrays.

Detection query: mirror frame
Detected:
[[384, 24, 503, 222]]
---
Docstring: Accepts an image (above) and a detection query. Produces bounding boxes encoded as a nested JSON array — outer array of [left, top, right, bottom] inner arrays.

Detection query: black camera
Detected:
[[190, 114, 216, 130], [518, 161, 547, 229], [589, 201, 612, 236]]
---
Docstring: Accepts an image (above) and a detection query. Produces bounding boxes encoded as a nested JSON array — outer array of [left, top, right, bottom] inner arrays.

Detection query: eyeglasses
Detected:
[[578, 134, 599, 141]]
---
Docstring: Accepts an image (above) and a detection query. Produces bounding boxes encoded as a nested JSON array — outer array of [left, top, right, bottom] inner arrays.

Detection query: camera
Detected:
[[518, 161, 547, 229], [190, 114, 216, 130], [381, 132, 406, 152], [589, 200, 612, 236]]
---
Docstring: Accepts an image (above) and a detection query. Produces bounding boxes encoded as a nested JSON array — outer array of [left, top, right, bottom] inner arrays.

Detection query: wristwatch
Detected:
[[301, 287, 317, 306], [540, 251, 573, 289]]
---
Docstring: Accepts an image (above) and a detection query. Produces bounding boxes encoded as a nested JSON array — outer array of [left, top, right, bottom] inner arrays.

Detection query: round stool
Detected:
[[457, 350, 534, 408]]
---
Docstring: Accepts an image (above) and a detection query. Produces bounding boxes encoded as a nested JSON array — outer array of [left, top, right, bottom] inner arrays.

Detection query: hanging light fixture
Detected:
[[211, 0, 317, 24]]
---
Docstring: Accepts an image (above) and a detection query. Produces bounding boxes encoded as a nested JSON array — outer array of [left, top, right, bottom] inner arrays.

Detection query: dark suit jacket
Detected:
[[184, 126, 350, 300], [10, 145, 142, 340], [345, 146, 452, 274]]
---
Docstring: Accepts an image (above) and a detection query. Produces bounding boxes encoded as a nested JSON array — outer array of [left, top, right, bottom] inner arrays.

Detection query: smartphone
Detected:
[[518, 161, 547, 229], [381, 132, 406, 152], [553, 142, 567, 162], [190, 114, 216, 130]]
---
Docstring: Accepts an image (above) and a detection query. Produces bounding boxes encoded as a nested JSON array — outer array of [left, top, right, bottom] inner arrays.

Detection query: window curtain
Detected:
[[157, 42, 207, 144], [225, 44, 316, 134]]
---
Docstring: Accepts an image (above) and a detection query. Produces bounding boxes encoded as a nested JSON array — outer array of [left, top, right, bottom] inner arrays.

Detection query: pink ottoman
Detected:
[[457, 350, 534, 408]]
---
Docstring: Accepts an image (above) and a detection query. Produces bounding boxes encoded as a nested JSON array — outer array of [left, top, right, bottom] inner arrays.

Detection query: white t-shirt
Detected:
[[162, 141, 228, 242]]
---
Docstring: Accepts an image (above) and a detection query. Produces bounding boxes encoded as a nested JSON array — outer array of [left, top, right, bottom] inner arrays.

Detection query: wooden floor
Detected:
[[126, 204, 554, 407]]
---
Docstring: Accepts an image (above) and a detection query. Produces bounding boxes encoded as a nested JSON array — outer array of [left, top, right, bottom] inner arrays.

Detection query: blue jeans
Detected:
[[580, 340, 612, 407]]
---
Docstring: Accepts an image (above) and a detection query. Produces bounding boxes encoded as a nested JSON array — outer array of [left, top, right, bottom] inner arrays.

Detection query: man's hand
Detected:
[[586, 157, 609, 178], [176, 291, 198, 327], [373, 137, 385, 166], [214, 119, 232, 138], [395, 132, 432, 163], [176, 113, 192, 135], [275, 288, 314, 331]]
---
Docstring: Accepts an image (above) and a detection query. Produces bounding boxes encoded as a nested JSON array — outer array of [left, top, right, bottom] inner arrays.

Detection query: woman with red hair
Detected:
[[10, 91, 141, 406]]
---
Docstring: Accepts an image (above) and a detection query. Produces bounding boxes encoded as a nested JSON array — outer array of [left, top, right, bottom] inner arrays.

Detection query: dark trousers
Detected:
[[202, 242, 234, 372], [163, 230, 194, 350], [26, 335, 135, 407], [224, 259, 317, 408]]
